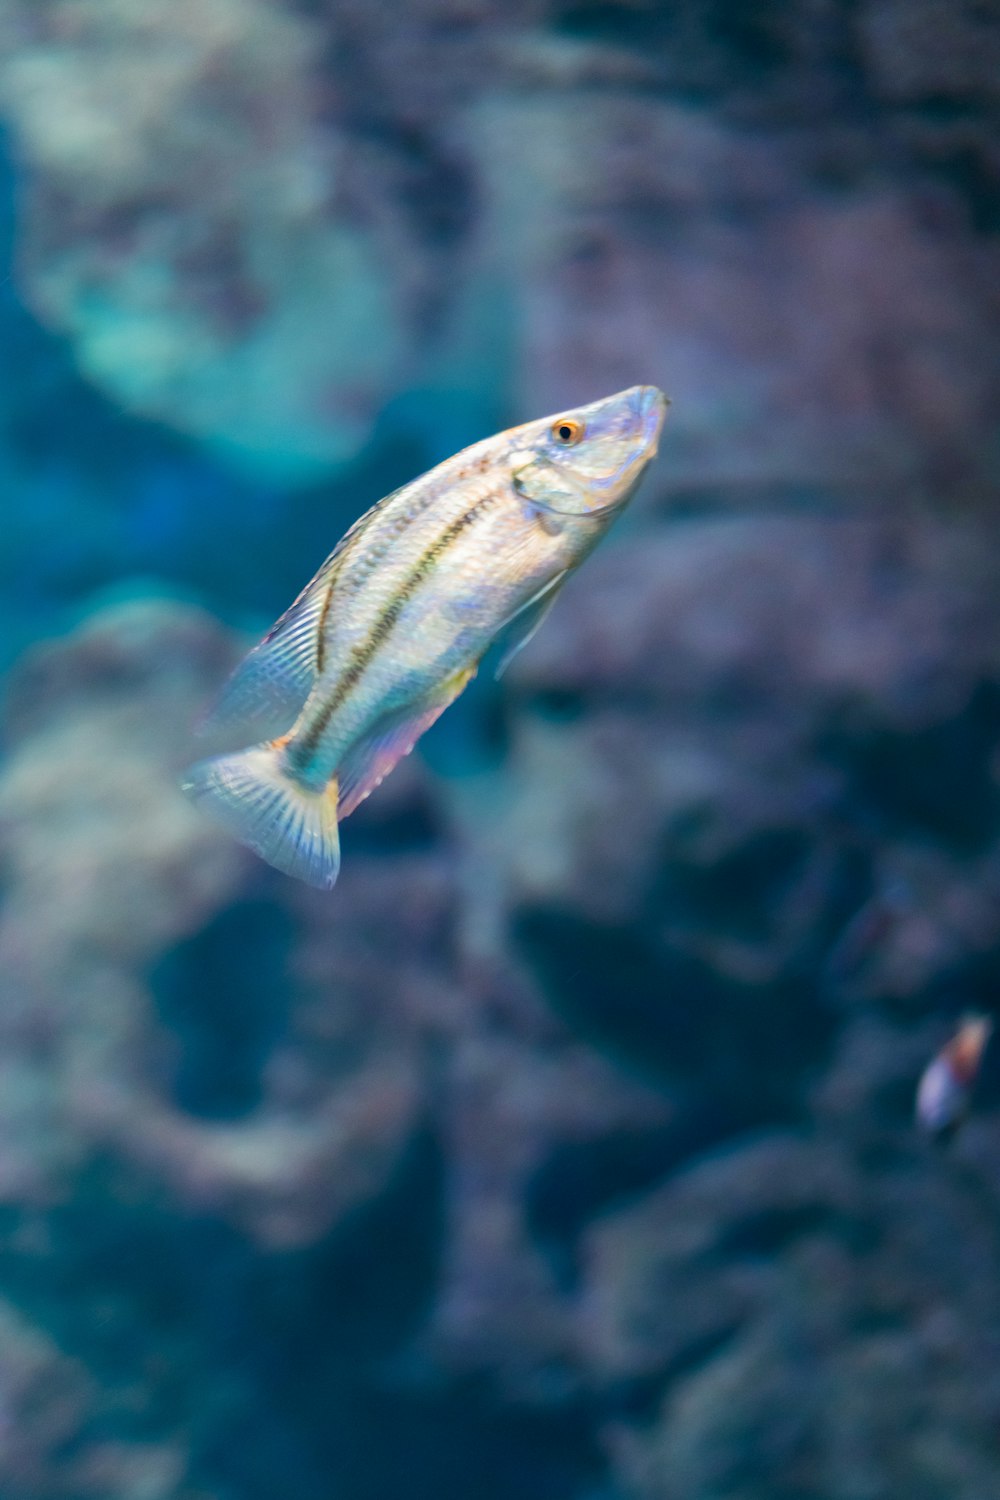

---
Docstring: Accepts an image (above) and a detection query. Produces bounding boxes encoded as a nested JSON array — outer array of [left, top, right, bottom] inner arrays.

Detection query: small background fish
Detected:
[[183, 387, 667, 886], [917, 1015, 995, 1140]]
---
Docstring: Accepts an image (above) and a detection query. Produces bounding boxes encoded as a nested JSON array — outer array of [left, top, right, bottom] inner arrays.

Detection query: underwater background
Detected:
[[0, 2, 999, 1497]]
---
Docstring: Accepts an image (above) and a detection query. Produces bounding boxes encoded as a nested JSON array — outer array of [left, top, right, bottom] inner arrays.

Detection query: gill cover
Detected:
[[510, 385, 668, 517], [511, 454, 624, 518]]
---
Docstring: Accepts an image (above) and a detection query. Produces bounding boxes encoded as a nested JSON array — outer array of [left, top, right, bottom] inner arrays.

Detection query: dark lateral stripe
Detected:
[[297, 487, 500, 759], [314, 577, 335, 676], [312, 475, 456, 675], [311, 493, 403, 675]]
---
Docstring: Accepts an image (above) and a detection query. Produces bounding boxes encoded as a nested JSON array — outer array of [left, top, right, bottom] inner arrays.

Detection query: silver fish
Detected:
[[183, 385, 668, 887]]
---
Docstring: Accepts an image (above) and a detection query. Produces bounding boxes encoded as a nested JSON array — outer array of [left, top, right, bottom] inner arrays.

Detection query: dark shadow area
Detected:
[[525, 1099, 775, 1290], [0, 1128, 462, 1500], [514, 906, 838, 1108], [713, 1202, 878, 1259], [820, 682, 1000, 854], [342, 790, 442, 856], [202, 1374, 607, 1500], [149, 900, 297, 1119], [602, 1323, 745, 1424], [656, 826, 814, 945]]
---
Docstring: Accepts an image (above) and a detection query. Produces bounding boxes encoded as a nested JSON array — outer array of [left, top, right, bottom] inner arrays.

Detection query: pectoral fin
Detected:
[[493, 571, 568, 679], [337, 665, 478, 819]]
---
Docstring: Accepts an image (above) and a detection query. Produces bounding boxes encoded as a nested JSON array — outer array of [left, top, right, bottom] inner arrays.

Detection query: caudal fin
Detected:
[[181, 742, 341, 889]]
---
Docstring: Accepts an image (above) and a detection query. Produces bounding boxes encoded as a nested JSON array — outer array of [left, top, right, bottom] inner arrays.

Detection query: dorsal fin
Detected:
[[199, 506, 381, 744]]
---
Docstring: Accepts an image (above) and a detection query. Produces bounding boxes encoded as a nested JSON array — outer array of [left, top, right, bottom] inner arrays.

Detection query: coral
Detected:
[[0, 0, 407, 480], [2, 490, 1000, 1494], [464, 93, 999, 497], [0, 1297, 192, 1499], [0, 599, 430, 1249], [0, 0, 996, 494], [0, 1, 997, 1496], [0, 595, 682, 1491], [588, 1131, 1000, 1500], [471, 515, 1000, 965]]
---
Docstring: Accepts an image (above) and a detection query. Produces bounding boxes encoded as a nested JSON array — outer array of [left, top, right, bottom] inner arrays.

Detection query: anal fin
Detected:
[[337, 665, 477, 819]]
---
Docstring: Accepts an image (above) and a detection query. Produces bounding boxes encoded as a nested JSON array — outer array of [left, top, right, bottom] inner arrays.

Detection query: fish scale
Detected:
[[318, 467, 507, 665], [183, 384, 668, 888]]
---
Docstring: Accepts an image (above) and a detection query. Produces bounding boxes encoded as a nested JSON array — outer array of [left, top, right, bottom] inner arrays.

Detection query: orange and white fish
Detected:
[[916, 1014, 994, 1138], [183, 385, 668, 887]]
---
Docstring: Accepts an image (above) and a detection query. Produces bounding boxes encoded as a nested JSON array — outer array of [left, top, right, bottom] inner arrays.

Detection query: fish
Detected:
[[183, 385, 668, 888], [916, 1014, 994, 1139]]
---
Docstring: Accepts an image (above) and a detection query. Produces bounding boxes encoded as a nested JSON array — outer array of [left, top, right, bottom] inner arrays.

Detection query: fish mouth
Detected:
[[630, 385, 669, 457]]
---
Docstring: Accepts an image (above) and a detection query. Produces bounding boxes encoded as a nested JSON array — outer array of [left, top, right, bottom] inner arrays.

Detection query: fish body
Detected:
[[184, 385, 668, 887], [917, 1014, 994, 1138]]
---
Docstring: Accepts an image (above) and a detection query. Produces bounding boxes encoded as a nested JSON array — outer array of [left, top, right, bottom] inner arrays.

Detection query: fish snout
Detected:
[[629, 385, 669, 454]]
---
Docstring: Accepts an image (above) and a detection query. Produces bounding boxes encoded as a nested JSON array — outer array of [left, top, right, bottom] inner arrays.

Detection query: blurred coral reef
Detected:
[[0, 0, 404, 479], [0, 0, 997, 494], [2, 508, 1000, 1495], [0, 2, 998, 1499]]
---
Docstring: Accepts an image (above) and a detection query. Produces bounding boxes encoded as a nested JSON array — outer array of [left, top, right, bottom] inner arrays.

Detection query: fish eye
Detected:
[[551, 417, 584, 446]]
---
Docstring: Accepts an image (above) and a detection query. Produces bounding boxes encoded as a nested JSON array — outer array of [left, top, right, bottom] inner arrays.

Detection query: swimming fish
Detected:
[[183, 385, 668, 887], [916, 1014, 994, 1139]]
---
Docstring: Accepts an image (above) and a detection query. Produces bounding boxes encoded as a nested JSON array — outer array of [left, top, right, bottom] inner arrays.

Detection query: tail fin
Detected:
[[181, 742, 341, 889]]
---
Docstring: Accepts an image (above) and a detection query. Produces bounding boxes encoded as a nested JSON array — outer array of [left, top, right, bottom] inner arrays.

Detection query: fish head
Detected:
[[509, 385, 668, 518]]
